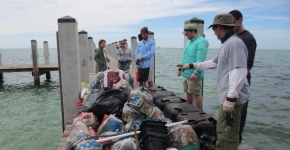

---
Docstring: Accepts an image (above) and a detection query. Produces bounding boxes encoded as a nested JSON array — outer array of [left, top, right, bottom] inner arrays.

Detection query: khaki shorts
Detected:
[[183, 77, 202, 95]]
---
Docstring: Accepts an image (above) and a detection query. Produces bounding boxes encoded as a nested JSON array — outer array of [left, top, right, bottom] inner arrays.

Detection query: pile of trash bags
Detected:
[[63, 69, 217, 150]]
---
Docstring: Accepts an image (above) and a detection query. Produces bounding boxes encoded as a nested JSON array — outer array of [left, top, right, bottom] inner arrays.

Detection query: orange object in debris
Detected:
[[135, 71, 139, 82]]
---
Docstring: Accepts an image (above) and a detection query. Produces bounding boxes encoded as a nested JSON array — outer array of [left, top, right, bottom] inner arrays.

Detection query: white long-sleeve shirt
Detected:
[[193, 35, 250, 104]]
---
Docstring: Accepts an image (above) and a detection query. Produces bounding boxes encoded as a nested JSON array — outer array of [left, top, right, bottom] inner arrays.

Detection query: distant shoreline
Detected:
[[0, 48, 290, 51]]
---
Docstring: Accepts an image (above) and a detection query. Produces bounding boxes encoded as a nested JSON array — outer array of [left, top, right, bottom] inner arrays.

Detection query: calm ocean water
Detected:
[[0, 48, 289, 150]]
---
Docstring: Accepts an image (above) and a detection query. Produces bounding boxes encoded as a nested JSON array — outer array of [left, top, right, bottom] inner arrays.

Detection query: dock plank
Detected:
[[0, 64, 58, 72], [57, 120, 73, 150]]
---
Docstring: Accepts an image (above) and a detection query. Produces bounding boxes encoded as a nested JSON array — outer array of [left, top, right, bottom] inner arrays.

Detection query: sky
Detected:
[[0, 0, 290, 50]]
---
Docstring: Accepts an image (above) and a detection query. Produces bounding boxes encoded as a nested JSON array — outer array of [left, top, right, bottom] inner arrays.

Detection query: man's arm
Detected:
[[227, 68, 247, 98], [245, 36, 257, 70], [177, 54, 218, 70], [194, 60, 217, 70]]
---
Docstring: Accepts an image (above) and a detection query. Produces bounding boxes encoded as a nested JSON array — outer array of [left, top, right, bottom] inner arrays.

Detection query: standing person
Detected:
[[138, 33, 154, 87], [229, 9, 257, 144], [116, 39, 132, 71], [135, 27, 156, 87], [177, 23, 209, 111], [94, 39, 110, 73], [177, 14, 250, 150]]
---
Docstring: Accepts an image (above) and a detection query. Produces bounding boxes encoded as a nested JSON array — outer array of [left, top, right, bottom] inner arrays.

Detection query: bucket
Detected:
[[140, 140, 166, 150], [135, 71, 138, 82]]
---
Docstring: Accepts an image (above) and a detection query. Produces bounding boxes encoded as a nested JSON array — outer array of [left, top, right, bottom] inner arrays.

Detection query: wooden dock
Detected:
[[57, 55, 255, 150], [56, 15, 255, 150], [0, 64, 58, 72], [0, 40, 58, 84]]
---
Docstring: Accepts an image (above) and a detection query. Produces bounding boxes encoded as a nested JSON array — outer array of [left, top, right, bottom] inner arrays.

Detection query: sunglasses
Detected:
[[121, 43, 126, 44]]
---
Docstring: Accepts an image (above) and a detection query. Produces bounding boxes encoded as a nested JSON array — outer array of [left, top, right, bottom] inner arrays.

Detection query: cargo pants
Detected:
[[215, 103, 246, 150]]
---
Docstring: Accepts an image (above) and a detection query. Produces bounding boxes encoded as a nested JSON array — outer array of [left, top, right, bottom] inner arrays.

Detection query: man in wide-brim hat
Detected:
[[177, 14, 250, 150]]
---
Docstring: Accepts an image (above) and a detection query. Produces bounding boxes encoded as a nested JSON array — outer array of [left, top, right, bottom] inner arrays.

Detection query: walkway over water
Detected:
[[0, 40, 57, 84], [0, 64, 58, 72], [56, 15, 255, 150], [57, 54, 255, 150]]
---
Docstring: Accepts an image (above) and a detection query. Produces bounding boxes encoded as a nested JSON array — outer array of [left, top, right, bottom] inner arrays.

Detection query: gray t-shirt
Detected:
[[213, 35, 250, 104]]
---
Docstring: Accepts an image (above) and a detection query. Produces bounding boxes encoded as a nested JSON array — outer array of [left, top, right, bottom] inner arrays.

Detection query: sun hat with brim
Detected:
[[208, 14, 239, 29], [182, 24, 197, 34]]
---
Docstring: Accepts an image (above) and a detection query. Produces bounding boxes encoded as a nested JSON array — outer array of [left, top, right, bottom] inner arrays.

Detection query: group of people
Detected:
[[94, 26, 156, 88], [94, 9, 256, 150], [178, 10, 256, 150]]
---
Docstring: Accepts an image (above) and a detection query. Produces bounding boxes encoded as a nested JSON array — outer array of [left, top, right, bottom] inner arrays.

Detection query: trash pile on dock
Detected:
[[63, 69, 217, 150]]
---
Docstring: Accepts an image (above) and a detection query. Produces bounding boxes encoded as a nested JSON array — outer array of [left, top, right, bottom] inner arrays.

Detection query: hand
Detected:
[[107, 58, 110, 63], [190, 73, 197, 80], [177, 64, 190, 70], [223, 98, 236, 113], [135, 59, 140, 65], [177, 71, 180, 77], [138, 56, 143, 61]]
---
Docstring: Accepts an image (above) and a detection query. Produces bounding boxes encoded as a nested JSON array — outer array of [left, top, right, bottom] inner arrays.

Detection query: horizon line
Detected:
[[0, 47, 289, 51]]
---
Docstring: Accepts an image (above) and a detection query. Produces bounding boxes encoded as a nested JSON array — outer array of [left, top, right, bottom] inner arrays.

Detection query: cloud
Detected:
[[0, 0, 256, 36], [0, 0, 290, 50], [251, 15, 290, 22], [0, 0, 209, 35]]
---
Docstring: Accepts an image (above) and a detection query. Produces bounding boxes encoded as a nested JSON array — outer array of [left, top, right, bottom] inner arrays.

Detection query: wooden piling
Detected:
[[88, 36, 94, 74], [31, 40, 40, 85], [114, 42, 117, 60], [78, 30, 89, 83], [57, 15, 81, 128], [108, 43, 112, 56], [0, 50, 3, 80], [44, 41, 50, 65], [148, 31, 155, 83], [43, 41, 51, 80], [130, 36, 137, 73]]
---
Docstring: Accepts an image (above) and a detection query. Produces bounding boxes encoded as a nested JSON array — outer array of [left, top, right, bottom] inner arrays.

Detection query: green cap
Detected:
[[182, 24, 197, 34], [208, 13, 239, 29]]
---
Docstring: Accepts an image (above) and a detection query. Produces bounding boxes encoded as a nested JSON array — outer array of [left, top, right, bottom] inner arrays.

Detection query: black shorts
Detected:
[[138, 67, 150, 82]]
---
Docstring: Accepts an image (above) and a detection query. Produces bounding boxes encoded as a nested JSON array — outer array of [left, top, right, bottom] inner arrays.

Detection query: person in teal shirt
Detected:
[[177, 24, 209, 111]]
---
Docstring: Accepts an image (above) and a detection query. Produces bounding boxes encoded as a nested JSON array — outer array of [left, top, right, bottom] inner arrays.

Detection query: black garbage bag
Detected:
[[81, 87, 129, 119]]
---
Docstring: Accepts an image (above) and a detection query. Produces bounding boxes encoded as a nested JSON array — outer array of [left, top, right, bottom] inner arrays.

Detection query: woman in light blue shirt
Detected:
[[116, 39, 132, 71]]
